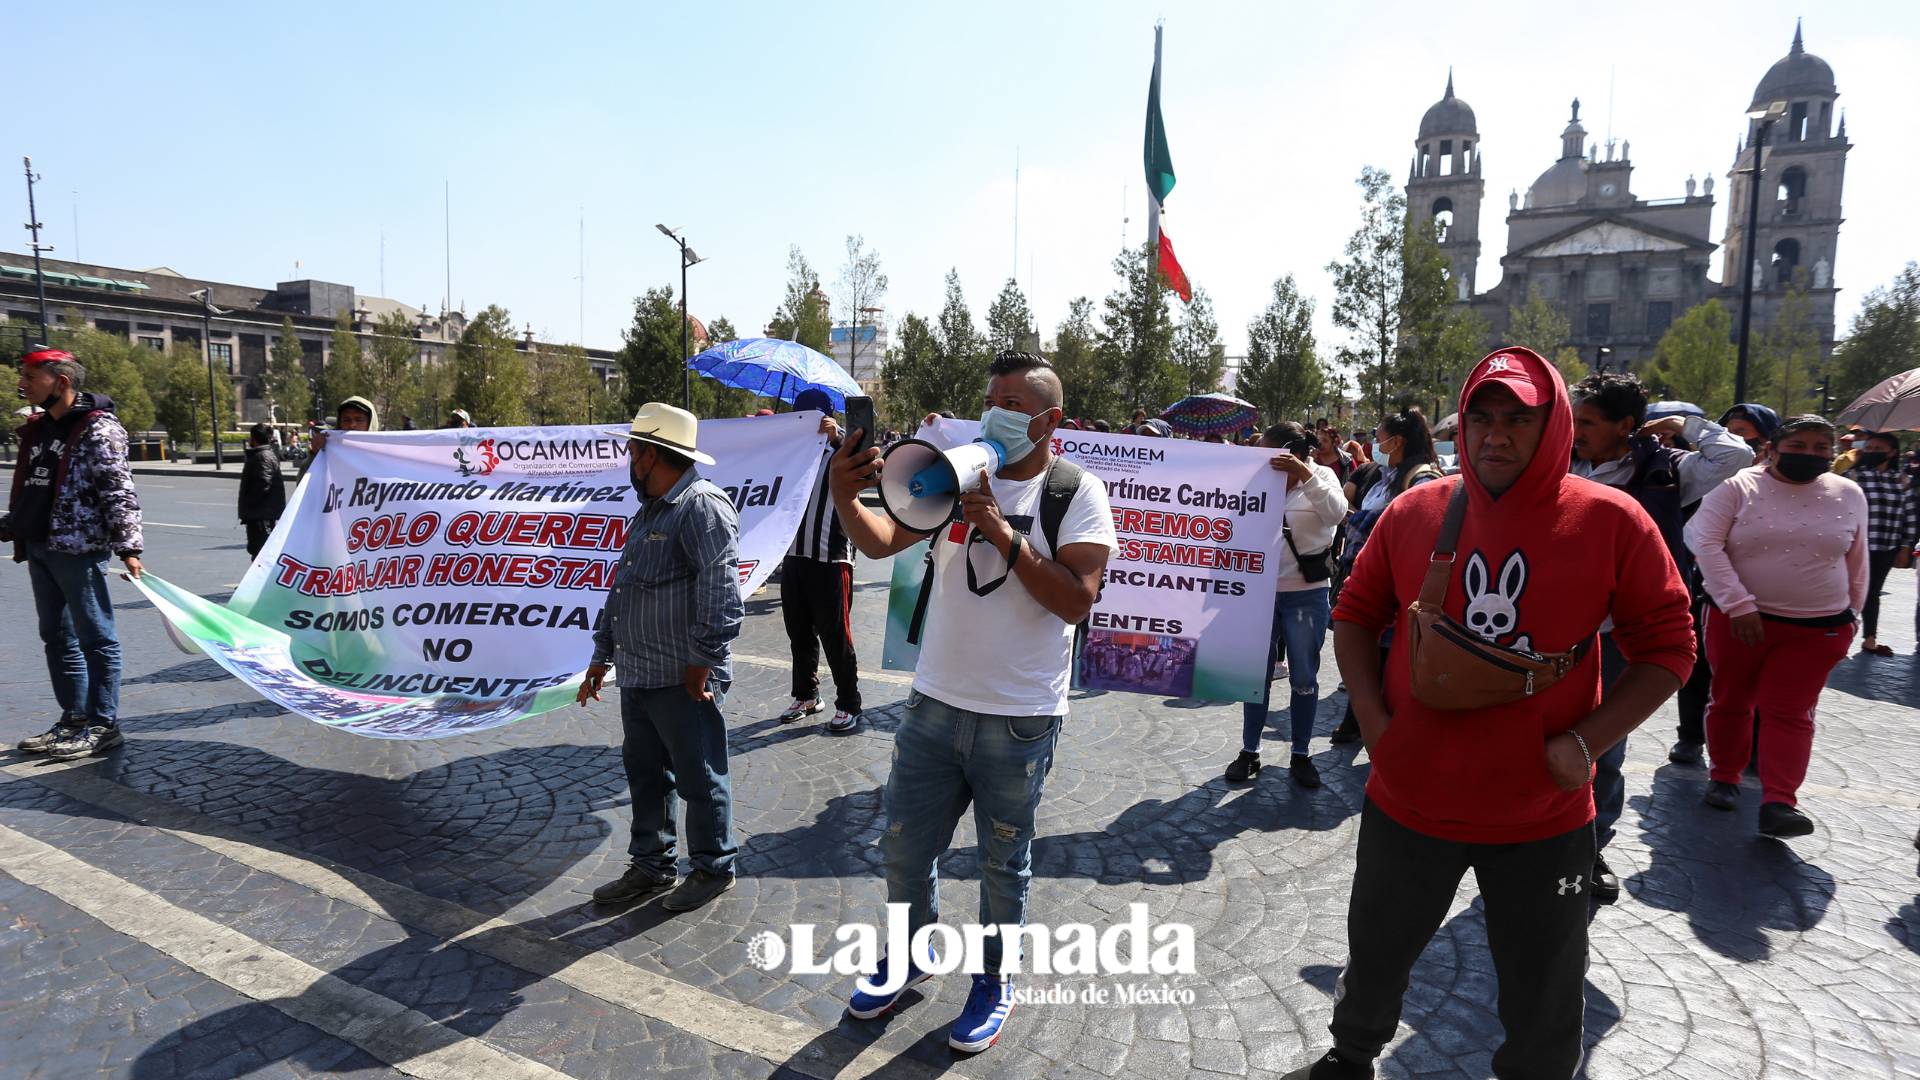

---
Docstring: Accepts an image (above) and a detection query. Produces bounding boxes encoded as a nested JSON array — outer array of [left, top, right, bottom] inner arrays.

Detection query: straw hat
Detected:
[[626, 402, 715, 465]]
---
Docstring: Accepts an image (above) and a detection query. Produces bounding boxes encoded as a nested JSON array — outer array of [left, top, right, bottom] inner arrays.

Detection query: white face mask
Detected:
[[979, 406, 1044, 462]]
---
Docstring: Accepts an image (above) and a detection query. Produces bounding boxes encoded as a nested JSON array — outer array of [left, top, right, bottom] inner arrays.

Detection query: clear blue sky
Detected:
[[12, 1, 1915, 362]]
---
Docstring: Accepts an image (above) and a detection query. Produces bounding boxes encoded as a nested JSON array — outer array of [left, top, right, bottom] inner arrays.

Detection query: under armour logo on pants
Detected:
[[1557, 875, 1583, 895]]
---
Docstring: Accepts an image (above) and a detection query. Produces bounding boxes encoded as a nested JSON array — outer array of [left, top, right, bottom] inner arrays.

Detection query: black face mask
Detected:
[[1773, 451, 1830, 483], [1853, 451, 1890, 470]]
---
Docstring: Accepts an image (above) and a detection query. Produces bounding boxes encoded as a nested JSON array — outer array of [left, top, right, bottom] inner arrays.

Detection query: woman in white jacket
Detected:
[[1226, 422, 1351, 787]]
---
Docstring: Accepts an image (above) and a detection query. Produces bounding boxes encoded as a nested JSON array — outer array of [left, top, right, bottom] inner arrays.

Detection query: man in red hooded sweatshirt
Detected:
[[1285, 348, 1696, 1080]]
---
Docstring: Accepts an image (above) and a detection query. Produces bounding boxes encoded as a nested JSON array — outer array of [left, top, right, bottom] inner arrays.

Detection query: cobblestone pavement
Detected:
[[2, 471, 1917, 1079]]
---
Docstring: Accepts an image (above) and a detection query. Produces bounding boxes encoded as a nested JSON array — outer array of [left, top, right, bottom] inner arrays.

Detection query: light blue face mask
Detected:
[[1434, 440, 1456, 458], [979, 406, 1043, 463], [1371, 445, 1391, 468]]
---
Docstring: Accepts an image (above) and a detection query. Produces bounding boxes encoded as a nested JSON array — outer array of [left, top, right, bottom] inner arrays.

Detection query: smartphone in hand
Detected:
[[843, 395, 874, 455]]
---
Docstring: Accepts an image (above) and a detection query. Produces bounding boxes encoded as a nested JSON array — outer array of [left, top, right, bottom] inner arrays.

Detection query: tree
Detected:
[[617, 286, 689, 414], [1427, 308, 1495, 416], [1050, 297, 1119, 424], [318, 310, 374, 411], [43, 320, 157, 432], [690, 315, 768, 419], [1170, 286, 1223, 396], [1550, 347, 1591, 387], [1237, 275, 1324, 426], [879, 311, 971, 429], [527, 343, 597, 425], [935, 268, 986, 398], [1506, 287, 1573, 358], [767, 246, 832, 353], [836, 236, 888, 381], [986, 277, 1037, 355], [1096, 244, 1178, 413], [1645, 299, 1736, 418], [367, 309, 420, 424], [1395, 213, 1458, 410], [140, 345, 235, 447], [449, 305, 531, 425], [263, 316, 312, 424], [1327, 167, 1410, 416], [1826, 263, 1918, 415]]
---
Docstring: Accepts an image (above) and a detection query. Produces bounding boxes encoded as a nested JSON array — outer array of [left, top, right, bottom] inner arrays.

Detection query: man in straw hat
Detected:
[[579, 403, 744, 913]]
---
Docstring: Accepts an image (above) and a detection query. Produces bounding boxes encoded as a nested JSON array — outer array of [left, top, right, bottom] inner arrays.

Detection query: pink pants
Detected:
[[1703, 609, 1853, 806]]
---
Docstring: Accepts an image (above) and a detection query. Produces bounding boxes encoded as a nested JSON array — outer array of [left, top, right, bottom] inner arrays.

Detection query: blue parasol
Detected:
[[686, 338, 861, 409]]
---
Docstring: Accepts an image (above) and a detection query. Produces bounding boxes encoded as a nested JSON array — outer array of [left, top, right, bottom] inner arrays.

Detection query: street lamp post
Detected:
[[656, 225, 705, 411], [22, 157, 52, 333], [1594, 345, 1612, 374], [1735, 100, 1788, 406], [189, 289, 229, 469]]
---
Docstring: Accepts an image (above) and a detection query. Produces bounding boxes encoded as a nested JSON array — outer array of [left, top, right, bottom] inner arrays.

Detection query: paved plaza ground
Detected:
[[2, 469, 1917, 1079]]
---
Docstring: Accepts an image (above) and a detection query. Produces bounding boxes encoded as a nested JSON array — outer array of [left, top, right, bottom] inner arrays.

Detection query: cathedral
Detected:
[[1408, 21, 1849, 372]]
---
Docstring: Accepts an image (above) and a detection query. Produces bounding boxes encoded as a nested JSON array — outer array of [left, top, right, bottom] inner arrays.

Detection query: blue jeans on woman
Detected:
[[879, 690, 1061, 976], [1241, 588, 1331, 757], [27, 542, 122, 727]]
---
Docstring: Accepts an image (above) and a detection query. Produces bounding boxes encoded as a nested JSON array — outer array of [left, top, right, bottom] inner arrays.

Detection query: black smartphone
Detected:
[[843, 395, 874, 455]]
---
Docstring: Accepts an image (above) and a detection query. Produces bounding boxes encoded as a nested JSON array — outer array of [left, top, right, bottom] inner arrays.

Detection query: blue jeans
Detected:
[[1593, 634, 1630, 851], [27, 542, 122, 727], [1241, 588, 1331, 756], [880, 690, 1061, 976], [620, 679, 737, 877]]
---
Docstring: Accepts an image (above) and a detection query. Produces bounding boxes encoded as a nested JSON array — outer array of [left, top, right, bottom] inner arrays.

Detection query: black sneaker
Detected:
[[15, 720, 81, 754], [1329, 715, 1362, 745], [46, 726, 123, 761], [1667, 739, 1704, 765], [1591, 853, 1621, 905], [1703, 780, 1740, 811], [1280, 1048, 1375, 1079], [1758, 802, 1815, 838], [1224, 751, 1262, 782], [1290, 753, 1323, 789], [662, 869, 735, 912], [591, 863, 676, 905]]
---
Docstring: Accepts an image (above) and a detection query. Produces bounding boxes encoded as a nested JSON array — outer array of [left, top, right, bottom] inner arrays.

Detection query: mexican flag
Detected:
[[1144, 25, 1192, 303]]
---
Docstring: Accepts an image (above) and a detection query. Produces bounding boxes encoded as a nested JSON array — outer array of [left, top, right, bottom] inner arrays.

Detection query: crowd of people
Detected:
[[7, 339, 1918, 1073]]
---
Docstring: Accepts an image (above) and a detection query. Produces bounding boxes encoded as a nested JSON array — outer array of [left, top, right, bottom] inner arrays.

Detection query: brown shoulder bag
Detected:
[[1405, 481, 1592, 710]]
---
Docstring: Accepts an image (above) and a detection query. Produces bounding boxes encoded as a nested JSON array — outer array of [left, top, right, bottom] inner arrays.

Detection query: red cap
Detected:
[[1466, 350, 1550, 407], [21, 348, 75, 367]]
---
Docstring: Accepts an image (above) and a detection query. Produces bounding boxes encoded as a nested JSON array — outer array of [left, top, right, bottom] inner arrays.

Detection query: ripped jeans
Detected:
[[879, 690, 1061, 976]]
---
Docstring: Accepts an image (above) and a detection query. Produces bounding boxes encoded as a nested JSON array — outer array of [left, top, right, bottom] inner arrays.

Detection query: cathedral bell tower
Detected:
[[1407, 70, 1486, 302]]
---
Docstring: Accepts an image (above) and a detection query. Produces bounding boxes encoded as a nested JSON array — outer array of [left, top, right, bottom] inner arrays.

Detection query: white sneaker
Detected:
[[1271, 660, 1288, 681], [779, 698, 823, 723], [827, 710, 858, 733]]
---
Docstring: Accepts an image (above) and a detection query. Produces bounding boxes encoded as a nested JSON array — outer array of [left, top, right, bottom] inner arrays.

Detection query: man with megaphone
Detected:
[[826, 351, 1117, 1053]]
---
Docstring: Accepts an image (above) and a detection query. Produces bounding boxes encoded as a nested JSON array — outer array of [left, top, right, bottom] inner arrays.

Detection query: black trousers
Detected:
[[244, 519, 276, 558], [1863, 548, 1900, 640], [780, 555, 861, 713], [1673, 596, 1710, 745], [1329, 801, 1594, 1080]]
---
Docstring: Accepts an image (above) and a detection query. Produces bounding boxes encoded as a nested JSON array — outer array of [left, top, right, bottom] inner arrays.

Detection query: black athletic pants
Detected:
[[780, 555, 861, 714], [244, 519, 276, 558], [1863, 548, 1899, 640], [1329, 801, 1594, 1080]]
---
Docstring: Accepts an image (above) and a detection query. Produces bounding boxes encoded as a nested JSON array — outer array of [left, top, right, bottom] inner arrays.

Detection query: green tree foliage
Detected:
[[368, 309, 421, 424], [1827, 263, 1918, 415], [986, 277, 1037, 355], [1170, 286, 1223, 396], [1747, 284, 1821, 418], [1327, 167, 1410, 416], [617, 286, 690, 415], [39, 321, 158, 433], [263, 316, 312, 424], [416, 358, 453, 427], [1425, 308, 1494, 415], [1645, 299, 1736, 418], [767, 246, 832, 353], [1396, 214, 1459, 410], [527, 343, 598, 425], [318, 310, 374, 411], [1506, 287, 1573, 357], [880, 311, 976, 429], [139, 345, 235, 447], [1050, 297, 1118, 425], [1551, 348, 1591, 387], [450, 305, 530, 426], [1237, 275, 1324, 427], [1096, 244, 1178, 413]]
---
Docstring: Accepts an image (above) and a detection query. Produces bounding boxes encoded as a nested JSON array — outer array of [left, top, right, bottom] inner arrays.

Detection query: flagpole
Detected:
[[1146, 24, 1162, 268]]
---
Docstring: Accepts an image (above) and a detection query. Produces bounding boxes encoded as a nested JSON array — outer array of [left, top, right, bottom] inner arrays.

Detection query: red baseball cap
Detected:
[[1465, 348, 1550, 407], [20, 347, 74, 367]]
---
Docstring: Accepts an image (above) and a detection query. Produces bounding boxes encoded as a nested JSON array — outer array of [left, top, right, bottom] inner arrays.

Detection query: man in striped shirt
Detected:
[[579, 403, 744, 913], [1852, 431, 1918, 657], [780, 388, 861, 732]]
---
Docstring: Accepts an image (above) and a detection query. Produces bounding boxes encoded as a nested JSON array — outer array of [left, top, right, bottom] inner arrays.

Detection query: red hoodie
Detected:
[[1331, 347, 1695, 843]]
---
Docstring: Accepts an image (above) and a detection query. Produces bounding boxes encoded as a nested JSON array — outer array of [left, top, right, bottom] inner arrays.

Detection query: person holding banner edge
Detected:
[[578, 402, 744, 914], [826, 351, 1116, 1053], [777, 386, 863, 733]]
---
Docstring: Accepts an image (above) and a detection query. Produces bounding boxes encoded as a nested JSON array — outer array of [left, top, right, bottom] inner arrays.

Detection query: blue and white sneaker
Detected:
[[948, 974, 1015, 1053], [846, 949, 939, 1020]]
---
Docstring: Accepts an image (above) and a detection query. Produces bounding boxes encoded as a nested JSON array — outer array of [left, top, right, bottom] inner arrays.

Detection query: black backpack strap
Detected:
[[906, 531, 942, 646], [1039, 456, 1085, 556]]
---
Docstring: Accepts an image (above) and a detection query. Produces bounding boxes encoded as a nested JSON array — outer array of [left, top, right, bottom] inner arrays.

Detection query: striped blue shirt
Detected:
[[590, 467, 743, 687]]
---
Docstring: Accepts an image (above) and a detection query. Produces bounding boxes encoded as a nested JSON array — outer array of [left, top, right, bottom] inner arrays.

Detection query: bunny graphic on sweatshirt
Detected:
[[1462, 549, 1533, 653]]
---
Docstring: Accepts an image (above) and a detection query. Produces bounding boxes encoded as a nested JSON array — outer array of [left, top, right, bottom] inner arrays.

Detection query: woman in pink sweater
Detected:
[[1684, 415, 1869, 838]]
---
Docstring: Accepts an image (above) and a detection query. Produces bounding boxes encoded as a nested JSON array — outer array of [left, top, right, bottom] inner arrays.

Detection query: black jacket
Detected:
[[238, 444, 287, 522]]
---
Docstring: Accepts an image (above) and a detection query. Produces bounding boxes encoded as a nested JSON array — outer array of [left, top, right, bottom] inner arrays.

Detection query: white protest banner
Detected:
[[142, 415, 825, 738], [880, 420, 1288, 704]]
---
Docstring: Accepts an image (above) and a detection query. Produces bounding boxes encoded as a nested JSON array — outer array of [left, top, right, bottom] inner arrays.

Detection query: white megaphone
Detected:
[[876, 437, 1007, 534]]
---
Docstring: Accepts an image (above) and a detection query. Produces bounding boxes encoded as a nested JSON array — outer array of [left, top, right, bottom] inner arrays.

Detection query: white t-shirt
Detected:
[[912, 465, 1118, 716]]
